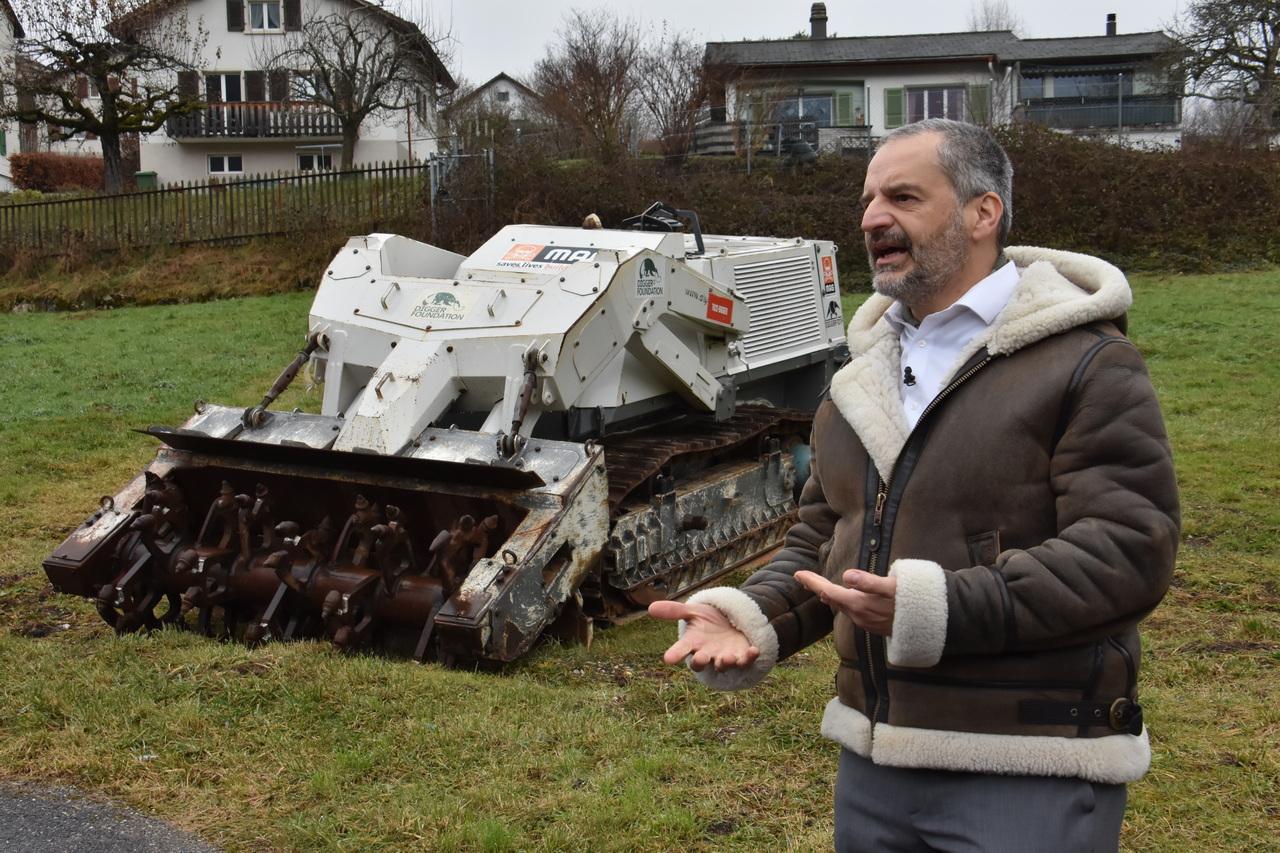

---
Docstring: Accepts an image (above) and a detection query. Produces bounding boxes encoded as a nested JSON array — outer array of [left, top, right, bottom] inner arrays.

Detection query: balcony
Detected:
[[1021, 95, 1181, 130], [166, 102, 343, 140]]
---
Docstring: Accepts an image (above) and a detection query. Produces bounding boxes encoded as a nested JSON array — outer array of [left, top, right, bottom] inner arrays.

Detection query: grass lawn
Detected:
[[0, 269, 1277, 851]]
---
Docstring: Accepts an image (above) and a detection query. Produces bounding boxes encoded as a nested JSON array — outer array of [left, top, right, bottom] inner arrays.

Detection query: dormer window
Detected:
[[248, 1, 282, 32]]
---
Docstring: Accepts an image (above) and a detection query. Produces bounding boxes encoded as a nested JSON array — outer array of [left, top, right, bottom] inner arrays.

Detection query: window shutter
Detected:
[[967, 84, 991, 125], [284, 0, 302, 31], [178, 71, 199, 99], [884, 88, 904, 129], [245, 70, 266, 102], [835, 91, 853, 126], [268, 70, 289, 102], [75, 76, 90, 99], [205, 75, 222, 103], [0, 129, 6, 157], [226, 0, 244, 32]]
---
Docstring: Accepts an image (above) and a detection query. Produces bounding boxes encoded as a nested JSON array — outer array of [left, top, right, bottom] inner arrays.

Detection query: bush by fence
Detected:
[[9, 152, 105, 193], [422, 126, 1280, 283], [4, 129, 1279, 280]]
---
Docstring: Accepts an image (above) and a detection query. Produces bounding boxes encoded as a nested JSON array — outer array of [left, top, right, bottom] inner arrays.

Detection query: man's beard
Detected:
[[866, 212, 969, 307]]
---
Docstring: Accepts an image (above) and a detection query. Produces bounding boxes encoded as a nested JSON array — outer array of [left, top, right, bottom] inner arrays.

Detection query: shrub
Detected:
[[9, 152, 105, 193], [423, 131, 1280, 282]]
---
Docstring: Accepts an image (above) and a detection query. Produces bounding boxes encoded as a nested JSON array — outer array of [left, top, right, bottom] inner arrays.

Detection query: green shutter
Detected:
[[884, 88, 904, 129], [835, 92, 853, 126], [0, 128, 6, 157], [967, 84, 991, 125]]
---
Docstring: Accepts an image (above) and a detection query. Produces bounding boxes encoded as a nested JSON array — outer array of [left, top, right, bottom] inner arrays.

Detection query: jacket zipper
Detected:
[[862, 354, 993, 725]]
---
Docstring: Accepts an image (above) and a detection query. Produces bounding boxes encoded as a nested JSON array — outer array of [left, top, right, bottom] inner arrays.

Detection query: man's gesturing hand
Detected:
[[794, 569, 897, 636], [648, 600, 759, 672]]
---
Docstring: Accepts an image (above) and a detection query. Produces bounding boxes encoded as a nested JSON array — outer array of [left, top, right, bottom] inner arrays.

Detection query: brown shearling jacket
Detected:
[[683, 247, 1180, 784]]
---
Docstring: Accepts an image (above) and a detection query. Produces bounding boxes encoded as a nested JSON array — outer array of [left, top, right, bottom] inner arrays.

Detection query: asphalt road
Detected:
[[0, 781, 220, 853]]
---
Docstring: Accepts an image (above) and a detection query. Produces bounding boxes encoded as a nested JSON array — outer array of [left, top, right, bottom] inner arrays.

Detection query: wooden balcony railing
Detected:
[[166, 102, 343, 139]]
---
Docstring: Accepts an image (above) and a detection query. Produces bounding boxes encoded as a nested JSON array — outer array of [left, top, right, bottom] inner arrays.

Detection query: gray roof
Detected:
[[705, 30, 1176, 69], [1004, 32, 1178, 63]]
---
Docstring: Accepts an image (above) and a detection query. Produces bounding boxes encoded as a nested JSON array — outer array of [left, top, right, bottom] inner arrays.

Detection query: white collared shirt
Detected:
[[884, 261, 1019, 431]]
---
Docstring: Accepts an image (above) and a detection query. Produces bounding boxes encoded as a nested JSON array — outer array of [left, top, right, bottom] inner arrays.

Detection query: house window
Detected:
[[745, 91, 837, 128], [205, 73, 242, 103], [248, 1, 282, 32], [1050, 74, 1134, 99], [297, 153, 332, 171], [906, 86, 966, 123], [495, 91, 510, 103], [209, 155, 244, 175]]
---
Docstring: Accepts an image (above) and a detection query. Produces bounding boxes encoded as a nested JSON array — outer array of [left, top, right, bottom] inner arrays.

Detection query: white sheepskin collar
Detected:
[[829, 246, 1132, 481]]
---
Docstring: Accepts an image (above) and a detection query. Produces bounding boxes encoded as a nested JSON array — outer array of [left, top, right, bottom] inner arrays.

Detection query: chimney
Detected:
[[810, 3, 828, 39], [1106, 13, 1117, 36]]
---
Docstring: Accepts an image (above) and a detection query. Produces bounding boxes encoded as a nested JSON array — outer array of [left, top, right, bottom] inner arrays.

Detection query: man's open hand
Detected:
[[795, 569, 897, 636], [649, 600, 759, 672]]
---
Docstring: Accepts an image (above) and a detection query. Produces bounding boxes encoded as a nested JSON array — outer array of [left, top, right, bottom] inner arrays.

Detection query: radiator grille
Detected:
[[732, 255, 823, 362]]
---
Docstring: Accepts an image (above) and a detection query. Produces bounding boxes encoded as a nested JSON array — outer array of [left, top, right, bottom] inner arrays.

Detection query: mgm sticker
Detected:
[[498, 243, 598, 269], [410, 290, 472, 322], [635, 257, 664, 298]]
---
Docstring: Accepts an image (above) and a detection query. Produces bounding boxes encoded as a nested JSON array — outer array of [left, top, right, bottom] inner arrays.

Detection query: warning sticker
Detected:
[[498, 244, 598, 270], [635, 257, 664, 298], [821, 256, 836, 285], [410, 290, 474, 323], [824, 298, 843, 327], [706, 291, 734, 325]]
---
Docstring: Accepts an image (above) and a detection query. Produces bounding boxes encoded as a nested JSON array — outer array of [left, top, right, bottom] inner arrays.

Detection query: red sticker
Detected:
[[821, 256, 835, 285], [502, 243, 543, 261], [706, 292, 734, 325]]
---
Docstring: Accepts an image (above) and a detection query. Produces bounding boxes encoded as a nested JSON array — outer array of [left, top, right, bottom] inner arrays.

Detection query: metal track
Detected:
[[599, 404, 812, 513]]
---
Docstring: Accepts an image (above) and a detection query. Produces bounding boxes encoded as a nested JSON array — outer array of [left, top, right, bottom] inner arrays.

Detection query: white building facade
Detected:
[[699, 5, 1182, 155], [131, 0, 451, 184], [0, 0, 22, 190]]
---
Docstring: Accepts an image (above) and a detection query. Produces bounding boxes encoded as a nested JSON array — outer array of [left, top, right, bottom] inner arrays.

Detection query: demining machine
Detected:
[[43, 204, 848, 664]]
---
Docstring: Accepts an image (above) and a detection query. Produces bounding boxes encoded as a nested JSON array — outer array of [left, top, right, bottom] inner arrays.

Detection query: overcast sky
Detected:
[[419, 0, 1186, 87]]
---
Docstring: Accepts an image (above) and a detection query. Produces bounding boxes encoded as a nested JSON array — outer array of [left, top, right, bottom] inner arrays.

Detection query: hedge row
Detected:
[[8, 152, 105, 193], [429, 125, 1280, 281]]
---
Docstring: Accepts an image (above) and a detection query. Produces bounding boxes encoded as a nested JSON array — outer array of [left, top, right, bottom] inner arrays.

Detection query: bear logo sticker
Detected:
[[635, 257, 664, 298], [411, 290, 472, 322]]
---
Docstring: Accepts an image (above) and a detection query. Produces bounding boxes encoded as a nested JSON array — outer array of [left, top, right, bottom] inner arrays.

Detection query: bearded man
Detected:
[[650, 119, 1179, 851]]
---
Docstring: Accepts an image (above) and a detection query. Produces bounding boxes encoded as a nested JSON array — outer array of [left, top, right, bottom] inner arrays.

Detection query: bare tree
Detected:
[[1172, 0, 1280, 145], [0, 0, 207, 192], [256, 7, 455, 168], [635, 25, 708, 161], [966, 0, 1024, 35], [531, 10, 643, 163]]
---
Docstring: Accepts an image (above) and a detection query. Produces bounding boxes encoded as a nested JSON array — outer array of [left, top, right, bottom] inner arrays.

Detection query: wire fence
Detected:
[[0, 160, 440, 255]]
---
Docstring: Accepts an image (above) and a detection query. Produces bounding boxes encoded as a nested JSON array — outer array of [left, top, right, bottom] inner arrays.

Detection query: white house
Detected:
[[136, 0, 455, 182], [699, 4, 1182, 154], [443, 72, 541, 146], [0, 0, 23, 190]]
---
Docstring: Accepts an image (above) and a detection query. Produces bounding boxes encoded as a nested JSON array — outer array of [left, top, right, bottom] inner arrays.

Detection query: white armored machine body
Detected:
[[44, 204, 848, 663]]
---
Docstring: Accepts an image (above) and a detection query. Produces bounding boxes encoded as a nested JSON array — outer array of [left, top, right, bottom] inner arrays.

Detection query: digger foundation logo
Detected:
[[498, 243, 598, 270], [410, 290, 472, 322], [635, 257, 664, 298]]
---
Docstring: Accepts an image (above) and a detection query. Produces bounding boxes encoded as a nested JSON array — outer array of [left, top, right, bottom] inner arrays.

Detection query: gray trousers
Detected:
[[834, 749, 1127, 853]]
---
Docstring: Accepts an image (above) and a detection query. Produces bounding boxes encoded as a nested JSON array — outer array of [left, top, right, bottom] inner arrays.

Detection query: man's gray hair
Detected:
[[883, 119, 1014, 246]]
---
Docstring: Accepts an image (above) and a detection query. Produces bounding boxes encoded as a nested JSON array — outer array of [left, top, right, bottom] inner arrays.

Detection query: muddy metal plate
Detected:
[[408, 428, 590, 491]]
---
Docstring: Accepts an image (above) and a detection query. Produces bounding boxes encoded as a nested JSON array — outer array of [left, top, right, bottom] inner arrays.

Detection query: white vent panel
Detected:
[[732, 254, 824, 363]]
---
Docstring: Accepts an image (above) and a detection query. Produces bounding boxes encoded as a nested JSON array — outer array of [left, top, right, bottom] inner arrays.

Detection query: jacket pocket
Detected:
[[965, 529, 1002, 566]]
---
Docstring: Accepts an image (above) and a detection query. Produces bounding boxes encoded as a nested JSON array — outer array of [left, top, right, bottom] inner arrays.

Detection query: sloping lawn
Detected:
[[0, 270, 1276, 851]]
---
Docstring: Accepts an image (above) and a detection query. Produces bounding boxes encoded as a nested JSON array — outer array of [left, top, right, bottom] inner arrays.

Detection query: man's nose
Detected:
[[861, 197, 891, 233]]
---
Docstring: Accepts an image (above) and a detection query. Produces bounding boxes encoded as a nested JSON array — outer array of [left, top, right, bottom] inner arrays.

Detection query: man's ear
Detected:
[[969, 192, 1003, 242]]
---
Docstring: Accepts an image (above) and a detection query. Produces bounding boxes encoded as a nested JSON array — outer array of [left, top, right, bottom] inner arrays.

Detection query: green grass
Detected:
[[0, 270, 1277, 851]]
